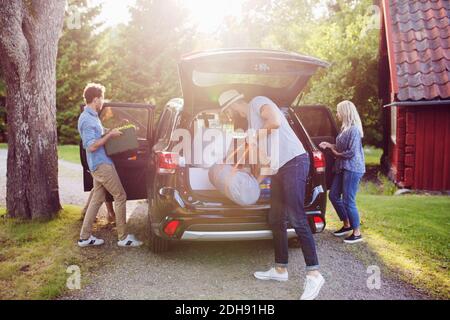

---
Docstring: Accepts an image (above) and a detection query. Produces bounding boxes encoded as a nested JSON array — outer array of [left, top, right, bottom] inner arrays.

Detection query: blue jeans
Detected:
[[329, 170, 364, 229], [268, 153, 319, 271]]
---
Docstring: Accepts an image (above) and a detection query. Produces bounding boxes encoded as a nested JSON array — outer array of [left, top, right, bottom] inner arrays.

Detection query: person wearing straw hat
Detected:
[[218, 89, 325, 300]]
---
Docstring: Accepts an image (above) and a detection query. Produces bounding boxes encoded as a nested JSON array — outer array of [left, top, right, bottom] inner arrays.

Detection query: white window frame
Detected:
[[390, 107, 397, 144]]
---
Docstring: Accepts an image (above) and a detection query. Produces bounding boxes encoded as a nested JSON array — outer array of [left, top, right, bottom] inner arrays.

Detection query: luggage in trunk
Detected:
[[186, 109, 270, 205], [208, 164, 261, 206]]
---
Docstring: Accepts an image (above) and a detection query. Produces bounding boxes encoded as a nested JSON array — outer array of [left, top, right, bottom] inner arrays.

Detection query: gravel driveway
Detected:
[[62, 212, 428, 300], [0, 149, 89, 207], [0, 149, 428, 300], [0, 149, 139, 215]]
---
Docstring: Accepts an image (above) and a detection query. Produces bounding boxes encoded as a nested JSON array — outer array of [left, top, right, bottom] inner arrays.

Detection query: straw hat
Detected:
[[218, 89, 244, 112]]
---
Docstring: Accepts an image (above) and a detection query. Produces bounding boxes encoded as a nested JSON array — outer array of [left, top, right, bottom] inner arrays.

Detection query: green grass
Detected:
[[364, 146, 382, 166], [359, 173, 397, 196], [0, 206, 101, 300], [327, 194, 450, 299], [57, 145, 80, 164], [0, 144, 80, 164], [0, 144, 386, 167], [1, 144, 385, 167]]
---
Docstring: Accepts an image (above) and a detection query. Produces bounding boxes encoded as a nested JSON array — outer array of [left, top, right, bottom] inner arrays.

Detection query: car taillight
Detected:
[[313, 216, 325, 232], [164, 220, 180, 236], [313, 151, 326, 173], [157, 152, 179, 174]]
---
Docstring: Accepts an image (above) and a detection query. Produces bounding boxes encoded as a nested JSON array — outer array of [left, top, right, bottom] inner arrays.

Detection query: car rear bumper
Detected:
[[151, 210, 325, 241], [180, 228, 297, 241], [151, 189, 326, 240]]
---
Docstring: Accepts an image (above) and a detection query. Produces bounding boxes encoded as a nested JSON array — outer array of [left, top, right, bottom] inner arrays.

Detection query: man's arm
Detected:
[[254, 104, 281, 179], [260, 104, 281, 132], [87, 128, 122, 153]]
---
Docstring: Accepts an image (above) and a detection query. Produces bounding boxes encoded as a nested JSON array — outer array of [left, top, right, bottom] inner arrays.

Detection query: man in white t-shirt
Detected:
[[218, 89, 325, 300]]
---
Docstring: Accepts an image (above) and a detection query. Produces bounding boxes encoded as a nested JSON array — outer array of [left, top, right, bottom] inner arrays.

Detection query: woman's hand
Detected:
[[319, 142, 342, 158], [329, 145, 344, 158]]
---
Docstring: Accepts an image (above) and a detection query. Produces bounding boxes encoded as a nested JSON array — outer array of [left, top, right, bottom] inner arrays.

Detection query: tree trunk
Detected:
[[0, 0, 66, 219]]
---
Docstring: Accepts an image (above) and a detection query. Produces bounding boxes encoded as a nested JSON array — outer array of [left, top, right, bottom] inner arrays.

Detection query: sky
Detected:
[[93, 0, 244, 32], [92, 0, 327, 33], [93, 0, 135, 26]]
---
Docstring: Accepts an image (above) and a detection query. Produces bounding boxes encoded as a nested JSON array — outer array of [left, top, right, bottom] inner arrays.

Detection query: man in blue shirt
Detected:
[[77, 83, 142, 247]]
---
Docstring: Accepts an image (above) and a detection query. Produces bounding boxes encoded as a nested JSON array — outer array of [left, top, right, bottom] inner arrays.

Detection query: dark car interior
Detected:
[[80, 103, 154, 200], [293, 105, 338, 188]]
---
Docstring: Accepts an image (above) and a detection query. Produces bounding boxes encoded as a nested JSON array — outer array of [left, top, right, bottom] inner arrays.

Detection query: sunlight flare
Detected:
[[184, 0, 244, 32]]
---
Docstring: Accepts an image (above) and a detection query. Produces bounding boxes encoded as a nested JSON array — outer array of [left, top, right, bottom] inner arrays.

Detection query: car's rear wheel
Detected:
[[147, 202, 170, 253], [148, 229, 170, 253]]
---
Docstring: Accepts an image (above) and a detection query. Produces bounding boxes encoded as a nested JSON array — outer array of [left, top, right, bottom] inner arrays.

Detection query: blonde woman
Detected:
[[319, 100, 365, 244]]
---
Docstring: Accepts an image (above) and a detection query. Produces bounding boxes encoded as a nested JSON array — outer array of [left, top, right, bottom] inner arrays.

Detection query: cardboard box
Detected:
[[105, 126, 139, 156]]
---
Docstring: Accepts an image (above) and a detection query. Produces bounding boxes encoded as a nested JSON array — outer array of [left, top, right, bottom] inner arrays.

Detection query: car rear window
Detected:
[[193, 70, 299, 89]]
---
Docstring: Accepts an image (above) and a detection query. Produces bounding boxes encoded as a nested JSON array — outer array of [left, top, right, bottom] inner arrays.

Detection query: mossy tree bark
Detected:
[[0, 0, 66, 219]]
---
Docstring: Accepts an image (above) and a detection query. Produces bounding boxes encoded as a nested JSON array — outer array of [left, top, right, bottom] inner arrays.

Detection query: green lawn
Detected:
[[0, 143, 80, 164], [5, 143, 379, 166], [364, 146, 382, 165], [327, 194, 450, 299], [357, 145, 449, 297], [57, 145, 80, 164], [0, 206, 101, 299]]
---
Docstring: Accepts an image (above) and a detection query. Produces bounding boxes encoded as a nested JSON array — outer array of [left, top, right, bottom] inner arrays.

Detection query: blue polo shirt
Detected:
[[77, 106, 114, 172]]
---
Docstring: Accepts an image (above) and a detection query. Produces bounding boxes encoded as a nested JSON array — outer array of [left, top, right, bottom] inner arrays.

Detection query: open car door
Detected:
[[293, 105, 338, 189], [80, 102, 155, 200]]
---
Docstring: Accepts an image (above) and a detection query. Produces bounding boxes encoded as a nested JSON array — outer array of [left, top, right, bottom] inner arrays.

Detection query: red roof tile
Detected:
[[394, 46, 450, 64], [393, 36, 450, 53], [385, 0, 450, 101], [396, 57, 450, 75]]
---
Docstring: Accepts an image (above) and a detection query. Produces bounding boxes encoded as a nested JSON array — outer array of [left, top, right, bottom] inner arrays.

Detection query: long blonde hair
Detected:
[[337, 100, 364, 138]]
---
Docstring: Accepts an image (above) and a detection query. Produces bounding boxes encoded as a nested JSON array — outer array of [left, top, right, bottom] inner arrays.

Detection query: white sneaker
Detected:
[[118, 234, 143, 247], [300, 274, 325, 300], [254, 267, 288, 282], [78, 235, 104, 247]]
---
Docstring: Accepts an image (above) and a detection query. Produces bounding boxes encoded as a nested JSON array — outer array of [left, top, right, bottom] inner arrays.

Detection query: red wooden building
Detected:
[[379, 0, 450, 191]]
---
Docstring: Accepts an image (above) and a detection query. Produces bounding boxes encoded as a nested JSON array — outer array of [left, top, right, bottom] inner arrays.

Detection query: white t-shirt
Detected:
[[248, 96, 306, 171]]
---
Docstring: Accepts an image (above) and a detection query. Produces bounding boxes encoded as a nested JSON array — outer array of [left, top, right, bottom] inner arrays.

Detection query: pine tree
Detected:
[[56, 0, 104, 144], [104, 0, 195, 109]]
